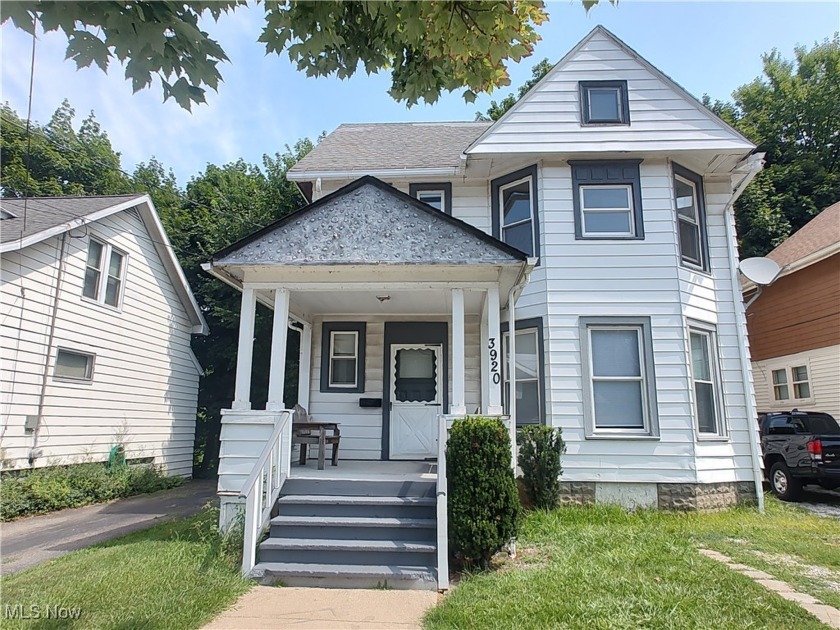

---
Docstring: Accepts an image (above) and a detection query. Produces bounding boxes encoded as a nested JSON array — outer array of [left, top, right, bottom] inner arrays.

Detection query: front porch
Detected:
[[204, 177, 535, 590]]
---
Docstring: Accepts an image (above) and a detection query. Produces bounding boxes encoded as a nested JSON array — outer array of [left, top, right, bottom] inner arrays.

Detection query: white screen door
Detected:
[[389, 344, 442, 459]]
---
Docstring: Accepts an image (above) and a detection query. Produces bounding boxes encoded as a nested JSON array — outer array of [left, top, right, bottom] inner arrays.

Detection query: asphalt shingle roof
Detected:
[[767, 201, 840, 268], [0, 194, 144, 245], [288, 122, 492, 175]]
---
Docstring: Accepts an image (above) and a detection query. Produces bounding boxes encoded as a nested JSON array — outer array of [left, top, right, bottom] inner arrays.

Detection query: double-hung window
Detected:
[[409, 183, 452, 214], [672, 164, 709, 271], [502, 319, 544, 426], [581, 317, 658, 437], [688, 326, 725, 437], [320, 323, 366, 393], [571, 161, 644, 239], [491, 166, 539, 257], [83, 237, 127, 308], [771, 365, 811, 402]]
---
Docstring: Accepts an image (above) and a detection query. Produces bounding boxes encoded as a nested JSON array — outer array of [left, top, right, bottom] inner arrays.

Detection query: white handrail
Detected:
[[238, 410, 293, 575], [436, 413, 453, 591]]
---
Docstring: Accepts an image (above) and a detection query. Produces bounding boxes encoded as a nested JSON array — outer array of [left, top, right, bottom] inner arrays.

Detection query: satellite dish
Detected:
[[740, 257, 782, 286]]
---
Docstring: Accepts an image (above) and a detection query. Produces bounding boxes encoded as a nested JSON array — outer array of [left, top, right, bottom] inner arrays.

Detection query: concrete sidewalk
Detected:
[[1, 478, 217, 575], [202, 586, 439, 629]]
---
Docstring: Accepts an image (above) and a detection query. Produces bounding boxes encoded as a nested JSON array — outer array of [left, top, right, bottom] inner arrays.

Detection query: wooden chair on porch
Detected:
[[292, 404, 340, 470]]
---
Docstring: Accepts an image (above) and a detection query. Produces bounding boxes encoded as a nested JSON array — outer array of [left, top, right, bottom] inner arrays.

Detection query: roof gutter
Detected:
[[286, 167, 459, 182], [723, 152, 766, 513]]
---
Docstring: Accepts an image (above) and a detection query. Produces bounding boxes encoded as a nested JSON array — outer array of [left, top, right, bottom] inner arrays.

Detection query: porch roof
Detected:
[[208, 176, 527, 268]]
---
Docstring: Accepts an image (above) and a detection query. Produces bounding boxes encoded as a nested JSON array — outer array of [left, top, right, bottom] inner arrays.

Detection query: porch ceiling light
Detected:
[[376, 295, 391, 302]]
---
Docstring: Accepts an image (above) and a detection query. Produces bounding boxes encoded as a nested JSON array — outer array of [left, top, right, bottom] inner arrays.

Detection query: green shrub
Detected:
[[518, 425, 566, 509], [0, 463, 184, 521], [447, 416, 520, 568]]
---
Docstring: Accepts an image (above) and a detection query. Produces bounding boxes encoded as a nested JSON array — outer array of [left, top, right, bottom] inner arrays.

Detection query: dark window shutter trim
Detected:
[[409, 182, 452, 215], [320, 322, 366, 393], [570, 159, 644, 240], [490, 164, 540, 261], [672, 162, 710, 273], [579, 80, 630, 126], [500, 316, 546, 426]]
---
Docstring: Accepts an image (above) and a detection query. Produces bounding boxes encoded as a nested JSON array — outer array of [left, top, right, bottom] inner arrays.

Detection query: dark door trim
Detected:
[[382, 322, 448, 460]]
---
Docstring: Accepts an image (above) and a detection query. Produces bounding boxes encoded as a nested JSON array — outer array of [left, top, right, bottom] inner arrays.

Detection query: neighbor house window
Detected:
[[409, 183, 452, 214], [320, 322, 366, 393], [579, 80, 629, 125], [672, 164, 709, 271], [688, 326, 724, 436], [571, 161, 644, 239], [580, 317, 658, 437], [772, 365, 811, 401], [502, 319, 545, 426], [54, 348, 95, 381], [83, 237, 126, 308], [491, 165, 539, 257]]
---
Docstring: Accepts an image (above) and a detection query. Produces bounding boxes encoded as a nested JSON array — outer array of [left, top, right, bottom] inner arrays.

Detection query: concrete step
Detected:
[[269, 515, 436, 542], [276, 494, 436, 519], [250, 562, 438, 590], [258, 538, 436, 566], [281, 478, 436, 498]]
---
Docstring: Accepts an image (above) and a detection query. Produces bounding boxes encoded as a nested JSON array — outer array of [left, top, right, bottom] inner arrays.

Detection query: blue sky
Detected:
[[1, 1, 837, 185]]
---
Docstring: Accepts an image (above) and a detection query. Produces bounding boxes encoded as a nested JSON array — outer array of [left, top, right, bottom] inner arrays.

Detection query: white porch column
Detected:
[[297, 322, 312, 410], [451, 288, 466, 416], [232, 285, 257, 410], [486, 285, 503, 415], [267, 288, 290, 411], [480, 297, 490, 414]]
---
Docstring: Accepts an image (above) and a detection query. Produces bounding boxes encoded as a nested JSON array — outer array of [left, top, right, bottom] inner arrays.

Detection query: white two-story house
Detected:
[[204, 26, 766, 588]]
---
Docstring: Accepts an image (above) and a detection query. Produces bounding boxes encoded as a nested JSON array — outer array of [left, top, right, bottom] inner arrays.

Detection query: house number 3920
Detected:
[[488, 338, 501, 384]]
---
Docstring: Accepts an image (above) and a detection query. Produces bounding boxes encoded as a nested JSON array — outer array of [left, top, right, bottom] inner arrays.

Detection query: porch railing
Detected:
[[436, 413, 514, 591], [238, 410, 293, 575]]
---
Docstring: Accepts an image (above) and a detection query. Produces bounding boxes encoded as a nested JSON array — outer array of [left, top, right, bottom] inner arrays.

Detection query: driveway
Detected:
[[798, 485, 840, 519], [0, 479, 217, 575]]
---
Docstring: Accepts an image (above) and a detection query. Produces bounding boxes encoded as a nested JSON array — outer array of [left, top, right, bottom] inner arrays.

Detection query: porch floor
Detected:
[[289, 460, 436, 482]]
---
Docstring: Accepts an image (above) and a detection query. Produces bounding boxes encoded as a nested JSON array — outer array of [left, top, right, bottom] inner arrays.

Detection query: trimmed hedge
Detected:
[[518, 425, 566, 509], [0, 463, 183, 521], [447, 416, 520, 568]]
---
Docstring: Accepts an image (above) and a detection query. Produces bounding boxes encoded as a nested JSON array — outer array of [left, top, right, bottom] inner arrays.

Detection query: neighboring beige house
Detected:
[[1, 194, 207, 475], [745, 202, 840, 418]]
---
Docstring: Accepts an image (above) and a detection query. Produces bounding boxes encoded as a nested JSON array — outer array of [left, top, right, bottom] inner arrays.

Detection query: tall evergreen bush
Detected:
[[447, 416, 520, 568], [518, 425, 565, 509]]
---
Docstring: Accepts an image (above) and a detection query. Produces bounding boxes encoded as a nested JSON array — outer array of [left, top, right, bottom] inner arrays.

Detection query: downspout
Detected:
[[505, 257, 537, 467], [32, 231, 69, 464], [723, 153, 765, 512]]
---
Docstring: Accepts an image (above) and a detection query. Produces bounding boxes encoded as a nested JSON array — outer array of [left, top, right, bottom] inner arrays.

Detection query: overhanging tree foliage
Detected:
[[477, 57, 552, 121], [1, 1, 565, 109]]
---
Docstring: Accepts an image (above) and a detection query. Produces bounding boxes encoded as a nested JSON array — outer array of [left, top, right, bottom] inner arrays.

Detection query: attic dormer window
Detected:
[[580, 81, 629, 125]]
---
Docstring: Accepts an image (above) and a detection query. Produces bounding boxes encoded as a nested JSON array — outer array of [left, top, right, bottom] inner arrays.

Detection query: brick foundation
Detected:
[[554, 481, 757, 511], [557, 481, 597, 506]]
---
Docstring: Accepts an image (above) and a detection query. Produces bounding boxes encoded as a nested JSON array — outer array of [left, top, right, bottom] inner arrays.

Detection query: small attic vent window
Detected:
[[0, 209, 17, 220], [580, 80, 629, 125]]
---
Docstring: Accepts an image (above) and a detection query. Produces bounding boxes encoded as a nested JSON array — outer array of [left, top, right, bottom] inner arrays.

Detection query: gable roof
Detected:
[[210, 176, 527, 266], [286, 122, 491, 179], [0, 194, 208, 335], [767, 201, 840, 271], [465, 25, 755, 155]]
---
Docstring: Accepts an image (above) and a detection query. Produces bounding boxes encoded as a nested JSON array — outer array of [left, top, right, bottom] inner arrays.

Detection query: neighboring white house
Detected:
[[203, 25, 769, 589], [1, 194, 208, 475], [745, 202, 840, 419]]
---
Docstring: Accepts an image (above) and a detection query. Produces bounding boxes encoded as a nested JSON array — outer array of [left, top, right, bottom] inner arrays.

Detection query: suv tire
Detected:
[[769, 461, 802, 502]]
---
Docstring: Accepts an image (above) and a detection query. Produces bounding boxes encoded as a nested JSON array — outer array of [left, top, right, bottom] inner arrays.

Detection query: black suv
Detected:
[[759, 410, 840, 501]]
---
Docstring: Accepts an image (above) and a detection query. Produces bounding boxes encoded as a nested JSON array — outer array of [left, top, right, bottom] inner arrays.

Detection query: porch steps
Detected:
[[251, 477, 438, 590]]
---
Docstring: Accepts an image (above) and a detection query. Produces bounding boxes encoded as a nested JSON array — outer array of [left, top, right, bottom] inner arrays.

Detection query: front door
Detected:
[[389, 344, 442, 459]]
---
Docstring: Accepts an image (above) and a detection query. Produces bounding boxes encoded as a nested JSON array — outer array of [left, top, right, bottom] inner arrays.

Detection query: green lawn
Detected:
[[426, 497, 839, 630], [1, 510, 251, 630]]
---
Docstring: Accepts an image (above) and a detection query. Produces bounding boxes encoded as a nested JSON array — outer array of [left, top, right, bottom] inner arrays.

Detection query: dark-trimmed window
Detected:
[[409, 183, 452, 215], [501, 317, 545, 427], [580, 316, 659, 438], [491, 165, 539, 257], [571, 160, 644, 239], [672, 163, 709, 271], [320, 322, 366, 393], [580, 80, 629, 125]]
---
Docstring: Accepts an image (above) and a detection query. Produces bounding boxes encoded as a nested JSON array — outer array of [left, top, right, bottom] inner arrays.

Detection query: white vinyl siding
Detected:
[[753, 346, 840, 419], [0, 210, 200, 475]]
